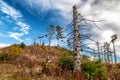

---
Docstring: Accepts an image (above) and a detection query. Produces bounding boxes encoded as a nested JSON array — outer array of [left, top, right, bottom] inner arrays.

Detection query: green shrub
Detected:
[[58, 53, 74, 70], [81, 60, 106, 80], [0, 53, 9, 61], [20, 42, 26, 49]]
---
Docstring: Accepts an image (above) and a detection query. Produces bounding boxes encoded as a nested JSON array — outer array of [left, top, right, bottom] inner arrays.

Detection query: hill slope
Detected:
[[1, 45, 120, 80], [0, 45, 74, 80]]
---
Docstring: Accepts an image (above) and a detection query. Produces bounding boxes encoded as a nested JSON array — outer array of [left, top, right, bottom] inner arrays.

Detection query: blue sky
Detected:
[[0, 0, 71, 46], [0, 0, 120, 60]]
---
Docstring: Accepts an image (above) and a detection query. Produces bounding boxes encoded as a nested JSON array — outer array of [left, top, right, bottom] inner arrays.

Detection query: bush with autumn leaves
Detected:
[[0, 43, 25, 61]]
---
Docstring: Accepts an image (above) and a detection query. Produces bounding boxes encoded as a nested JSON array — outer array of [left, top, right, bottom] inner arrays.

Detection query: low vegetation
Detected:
[[0, 44, 120, 80], [81, 60, 106, 80]]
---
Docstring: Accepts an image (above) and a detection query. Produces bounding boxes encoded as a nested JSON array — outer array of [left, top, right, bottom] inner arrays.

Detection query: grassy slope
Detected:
[[1, 45, 120, 80], [0, 45, 73, 80]]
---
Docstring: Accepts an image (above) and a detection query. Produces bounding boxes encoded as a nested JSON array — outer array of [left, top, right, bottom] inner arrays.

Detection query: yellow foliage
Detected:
[[1, 44, 23, 60], [8, 44, 23, 59]]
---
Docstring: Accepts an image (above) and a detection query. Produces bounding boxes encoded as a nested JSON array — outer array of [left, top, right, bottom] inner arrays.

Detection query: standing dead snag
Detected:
[[96, 41, 101, 60], [103, 42, 112, 63], [38, 35, 44, 46], [111, 34, 117, 63], [56, 25, 63, 47], [73, 5, 81, 72], [47, 25, 55, 47], [33, 38, 37, 46]]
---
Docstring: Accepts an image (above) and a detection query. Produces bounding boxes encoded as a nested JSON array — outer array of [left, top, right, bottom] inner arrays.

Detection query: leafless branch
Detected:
[[64, 31, 73, 38], [63, 22, 73, 32]]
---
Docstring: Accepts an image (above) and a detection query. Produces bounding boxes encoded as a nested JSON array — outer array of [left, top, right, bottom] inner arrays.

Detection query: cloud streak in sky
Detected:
[[0, 0, 22, 20], [0, 0, 30, 42], [17, 21, 30, 34], [7, 32, 24, 42], [10, 0, 80, 18]]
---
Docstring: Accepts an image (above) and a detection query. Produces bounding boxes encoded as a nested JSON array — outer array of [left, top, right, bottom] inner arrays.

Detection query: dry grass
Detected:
[[0, 46, 74, 80], [105, 63, 120, 80], [0, 63, 66, 80], [0, 63, 22, 80], [2, 45, 120, 80]]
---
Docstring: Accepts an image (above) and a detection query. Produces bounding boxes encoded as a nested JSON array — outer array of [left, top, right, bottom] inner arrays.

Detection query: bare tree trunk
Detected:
[[112, 41, 117, 63], [73, 5, 81, 72], [57, 39, 59, 47], [49, 36, 51, 47], [97, 41, 101, 60]]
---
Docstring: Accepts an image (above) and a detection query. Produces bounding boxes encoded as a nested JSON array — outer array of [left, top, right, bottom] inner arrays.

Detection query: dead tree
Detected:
[[73, 5, 81, 72], [47, 25, 55, 47], [111, 34, 117, 63], [38, 35, 44, 45], [33, 38, 37, 46], [63, 5, 103, 72], [103, 42, 112, 63], [96, 41, 101, 60]]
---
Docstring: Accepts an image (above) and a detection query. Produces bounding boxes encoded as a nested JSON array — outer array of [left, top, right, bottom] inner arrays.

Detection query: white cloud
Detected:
[[101, 30, 115, 42], [13, 0, 80, 19], [17, 21, 30, 34], [0, 0, 22, 20], [0, 0, 30, 42], [8, 32, 24, 42], [0, 43, 10, 48]]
